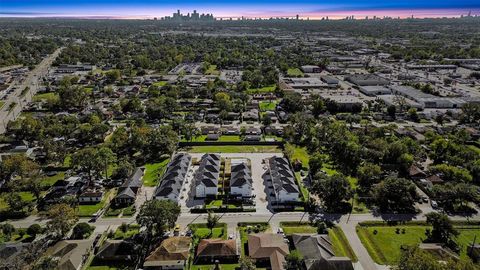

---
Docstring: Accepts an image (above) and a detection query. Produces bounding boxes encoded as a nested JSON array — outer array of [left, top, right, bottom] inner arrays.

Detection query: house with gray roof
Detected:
[[154, 153, 192, 202], [292, 234, 353, 270], [112, 167, 144, 206], [230, 160, 253, 198], [194, 154, 221, 198], [267, 156, 299, 203]]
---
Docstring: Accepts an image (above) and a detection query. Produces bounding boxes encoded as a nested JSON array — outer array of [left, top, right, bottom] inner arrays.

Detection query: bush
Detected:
[[373, 229, 378, 235], [27, 224, 43, 236], [120, 223, 128, 233], [396, 228, 400, 234]]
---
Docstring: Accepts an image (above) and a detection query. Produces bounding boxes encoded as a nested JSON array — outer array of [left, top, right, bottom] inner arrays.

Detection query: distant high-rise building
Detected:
[[296, 14, 299, 20]]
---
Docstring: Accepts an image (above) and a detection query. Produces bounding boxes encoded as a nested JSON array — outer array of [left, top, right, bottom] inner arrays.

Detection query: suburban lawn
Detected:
[[111, 224, 140, 240], [40, 172, 65, 187], [184, 145, 282, 153], [328, 226, 358, 262], [291, 146, 309, 169], [245, 85, 276, 95], [287, 68, 304, 77], [280, 222, 317, 235], [77, 189, 114, 217], [32, 92, 59, 103], [143, 158, 170, 187], [356, 224, 480, 265], [189, 223, 227, 239], [259, 100, 277, 111]]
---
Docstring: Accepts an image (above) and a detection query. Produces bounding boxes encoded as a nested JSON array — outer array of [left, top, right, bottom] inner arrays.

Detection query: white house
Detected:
[[194, 154, 220, 198], [230, 160, 252, 198]]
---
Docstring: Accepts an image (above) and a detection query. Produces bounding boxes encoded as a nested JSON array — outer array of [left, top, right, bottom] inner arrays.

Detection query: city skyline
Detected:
[[1, 0, 480, 19]]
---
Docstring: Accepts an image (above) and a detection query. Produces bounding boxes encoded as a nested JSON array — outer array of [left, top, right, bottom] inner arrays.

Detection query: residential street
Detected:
[[6, 208, 480, 270], [0, 47, 63, 134]]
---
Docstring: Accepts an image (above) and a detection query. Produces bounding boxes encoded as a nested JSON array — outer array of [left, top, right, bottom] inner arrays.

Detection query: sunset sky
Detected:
[[1, 0, 479, 19]]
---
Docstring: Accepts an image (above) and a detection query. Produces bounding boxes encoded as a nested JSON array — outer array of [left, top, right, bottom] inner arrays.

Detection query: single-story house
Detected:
[[143, 236, 192, 269], [248, 234, 290, 270], [292, 234, 353, 270], [195, 239, 239, 263], [112, 168, 144, 206]]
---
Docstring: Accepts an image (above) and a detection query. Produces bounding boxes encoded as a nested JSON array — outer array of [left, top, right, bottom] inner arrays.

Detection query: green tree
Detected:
[[425, 212, 459, 245], [71, 222, 94, 239], [5, 192, 28, 212], [357, 163, 382, 192], [27, 224, 43, 237], [372, 177, 417, 213], [46, 203, 78, 237], [308, 152, 323, 176], [285, 250, 305, 270], [136, 200, 180, 238], [312, 173, 352, 211], [207, 211, 220, 236], [96, 147, 116, 180]]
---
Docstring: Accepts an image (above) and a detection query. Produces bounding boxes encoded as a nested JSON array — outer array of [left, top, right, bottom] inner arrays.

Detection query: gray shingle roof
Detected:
[[230, 162, 252, 188], [268, 156, 299, 194], [154, 153, 191, 201], [195, 154, 220, 188]]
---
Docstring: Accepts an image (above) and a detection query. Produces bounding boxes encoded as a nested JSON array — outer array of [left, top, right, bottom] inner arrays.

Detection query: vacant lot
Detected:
[[143, 158, 170, 187], [357, 223, 480, 265]]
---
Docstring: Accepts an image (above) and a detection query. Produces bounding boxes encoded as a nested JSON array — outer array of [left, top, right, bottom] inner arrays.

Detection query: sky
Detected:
[[1, 0, 480, 19]]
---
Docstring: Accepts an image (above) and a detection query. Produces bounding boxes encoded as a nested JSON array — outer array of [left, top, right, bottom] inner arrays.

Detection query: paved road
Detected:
[[0, 48, 63, 134], [8, 208, 479, 270]]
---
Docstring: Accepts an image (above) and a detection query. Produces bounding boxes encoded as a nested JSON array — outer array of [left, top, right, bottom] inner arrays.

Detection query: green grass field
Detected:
[[77, 189, 113, 217], [280, 223, 317, 234], [245, 85, 276, 95], [112, 224, 140, 240], [40, 172, 65, 187], [190, 223, 227, 240], [357, 224, 480, 265], [290, 146, 309, 169], [287, 68, 304, 77], [184, 145, 282, 153], [259, 101, 277, 111], [152, 81, 168, 87], [204, 64, 220, 75], [328, 226, 358, 262], [143, 159, 170, 187], [32, 92, 59, 103]]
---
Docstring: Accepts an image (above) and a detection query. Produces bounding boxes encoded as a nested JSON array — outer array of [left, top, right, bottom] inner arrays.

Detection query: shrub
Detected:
[[71, 223, 94, 239], [373, 229, 378, 235], [27, 224, 43, 236], [120, 223, 128, 233], [396, 228, 400, 234]]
